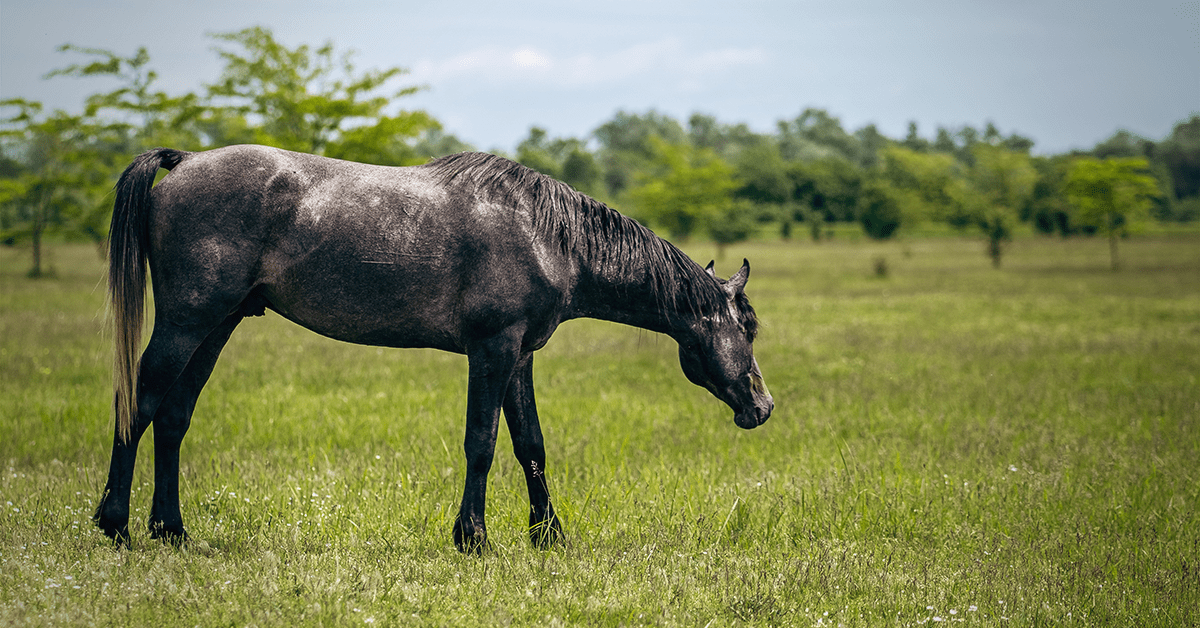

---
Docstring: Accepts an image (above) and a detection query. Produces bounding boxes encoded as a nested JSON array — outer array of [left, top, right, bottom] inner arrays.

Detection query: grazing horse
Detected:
[[95, 145, 773, 552]]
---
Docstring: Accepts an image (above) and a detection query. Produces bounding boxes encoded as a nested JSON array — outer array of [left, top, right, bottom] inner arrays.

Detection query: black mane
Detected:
[[424, 152, 747, 326]]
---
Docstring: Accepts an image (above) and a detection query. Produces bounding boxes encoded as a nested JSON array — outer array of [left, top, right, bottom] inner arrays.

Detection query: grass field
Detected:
[[2, 233, 1198, 626]]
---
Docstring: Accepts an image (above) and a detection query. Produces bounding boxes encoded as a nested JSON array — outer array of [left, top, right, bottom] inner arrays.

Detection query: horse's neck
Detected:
[[569, 260, 694, 338]]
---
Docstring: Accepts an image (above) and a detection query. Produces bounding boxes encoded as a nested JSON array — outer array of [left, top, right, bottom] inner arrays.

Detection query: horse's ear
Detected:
[[726, 259, 750, 295], [704, 260, 717, 278]]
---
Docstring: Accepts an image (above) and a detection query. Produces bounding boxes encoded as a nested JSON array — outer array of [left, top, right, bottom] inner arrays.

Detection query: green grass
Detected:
[[2, 234, 1198, 626]]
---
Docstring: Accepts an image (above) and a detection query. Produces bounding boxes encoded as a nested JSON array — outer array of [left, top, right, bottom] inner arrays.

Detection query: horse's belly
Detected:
[[260, 277, 465, 354]]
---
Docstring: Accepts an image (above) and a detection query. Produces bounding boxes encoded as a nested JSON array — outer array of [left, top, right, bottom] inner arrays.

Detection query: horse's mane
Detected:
[[424, 152, 756, 333]]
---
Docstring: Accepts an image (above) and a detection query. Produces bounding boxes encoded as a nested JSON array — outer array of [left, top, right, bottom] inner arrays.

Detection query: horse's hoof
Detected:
[[94, 513, 131, 546], [96, 521, 131, 546], [529, 515, 564, 549], [148, 521, 189, 547], [453, 518, 488, 554]]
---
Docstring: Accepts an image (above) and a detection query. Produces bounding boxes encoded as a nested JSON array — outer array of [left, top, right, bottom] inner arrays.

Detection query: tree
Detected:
[[777, 108, 860, 163], [592, 109, 686, 197], [857, 180, 903, 240], [1156, 116, 1200, 221], [46, 44, 205, 151], [0, 100, 120, 276], [965, 144, 1036, 268], [514, 126, 600, 196], [628, 137, 737, 241], [1065, 157, 1160, 270], [206, 26, 437, 164], [560, 147, 601, 197], [856, 145, 969, 241], [708, 200, 757, 260], [410, 127, 475, 160], [515, 126, 561, 179], [1026, 155, 1076, 235], [688, 113, 762, 160]]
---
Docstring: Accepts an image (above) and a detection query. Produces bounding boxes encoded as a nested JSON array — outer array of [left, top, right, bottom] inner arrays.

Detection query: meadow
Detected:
[[1, 232, 1197, 626]]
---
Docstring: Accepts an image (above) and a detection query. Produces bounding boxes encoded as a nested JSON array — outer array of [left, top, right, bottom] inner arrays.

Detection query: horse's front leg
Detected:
[[502, 354, 563, 548], [454, 331, 521, 553]]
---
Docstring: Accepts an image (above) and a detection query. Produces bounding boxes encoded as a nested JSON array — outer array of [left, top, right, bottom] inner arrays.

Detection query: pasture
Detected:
[[2, 233, 1198, 626]]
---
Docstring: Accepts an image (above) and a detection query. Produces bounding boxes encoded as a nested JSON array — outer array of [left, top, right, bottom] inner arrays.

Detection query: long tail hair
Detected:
[[109, 148, 188, 443]]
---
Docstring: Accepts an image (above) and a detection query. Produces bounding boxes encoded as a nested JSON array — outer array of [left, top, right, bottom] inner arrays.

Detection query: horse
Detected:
[[95, 145, 773, 552]]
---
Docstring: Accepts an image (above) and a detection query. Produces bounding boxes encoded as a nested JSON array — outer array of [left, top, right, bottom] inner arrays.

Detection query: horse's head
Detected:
[[677, 259, 773, 429]]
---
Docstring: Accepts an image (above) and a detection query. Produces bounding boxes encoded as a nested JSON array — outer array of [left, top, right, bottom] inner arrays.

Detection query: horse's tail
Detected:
[[109, 148, 189, 443]]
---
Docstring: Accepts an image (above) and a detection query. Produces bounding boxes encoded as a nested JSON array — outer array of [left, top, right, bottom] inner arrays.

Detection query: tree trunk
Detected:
[[29, 224, 43, 278], [29, 198, 45, 278], [1109, 230, 1120, 272], [1108, 211, 1120, 272]]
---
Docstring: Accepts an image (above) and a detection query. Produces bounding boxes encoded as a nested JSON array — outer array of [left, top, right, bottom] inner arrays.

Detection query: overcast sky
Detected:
[[2, 0, 1198, 154]]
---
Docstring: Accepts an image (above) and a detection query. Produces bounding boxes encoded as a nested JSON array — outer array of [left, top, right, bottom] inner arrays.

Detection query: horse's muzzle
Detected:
[[734, 395, 773, 429]]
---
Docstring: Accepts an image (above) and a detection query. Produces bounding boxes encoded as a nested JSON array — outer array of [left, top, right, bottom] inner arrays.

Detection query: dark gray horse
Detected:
[[96, 145, 773, 552]]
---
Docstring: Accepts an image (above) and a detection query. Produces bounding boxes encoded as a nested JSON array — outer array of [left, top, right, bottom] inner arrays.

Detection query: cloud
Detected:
[[411, 38, 768, 90]]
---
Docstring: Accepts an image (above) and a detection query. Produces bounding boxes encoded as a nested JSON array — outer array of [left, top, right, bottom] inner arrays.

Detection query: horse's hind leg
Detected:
[[94, 315, 240, 545], [502, 354, 563, 548], [147, 314, 242, 544]]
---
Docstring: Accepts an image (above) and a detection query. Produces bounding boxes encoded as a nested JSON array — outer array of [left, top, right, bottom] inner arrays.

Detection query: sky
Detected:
[[2, 0, 1198, 155]]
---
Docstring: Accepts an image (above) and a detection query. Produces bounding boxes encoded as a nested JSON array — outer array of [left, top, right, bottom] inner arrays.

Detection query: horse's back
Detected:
[[147, 145, 570, 353]]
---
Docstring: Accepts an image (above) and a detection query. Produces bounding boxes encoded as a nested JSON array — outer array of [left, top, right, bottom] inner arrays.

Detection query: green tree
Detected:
[[0, 100, 120, 276], [514, 127, 600, 196], [1065, 157, 1160, 270], [206, 26, 437, 164], [965, 144, 1036, 268], [878, 145, 969, 226], [1026, 155, 1077, 235], [515, 127, 561, 179], [560, 147, 601, 196], [777, 108, 860, 162], [46, 44, 204, 151], [593, 109, 686, 197], [785, 157, 863, 240], [1156, 116, 1200, 221], [708, 200, 757, 260], [410, 127, 475, 160], [857, 179, 903, 240], [688, 113, 762, 160], [628, 137, 737, 241]]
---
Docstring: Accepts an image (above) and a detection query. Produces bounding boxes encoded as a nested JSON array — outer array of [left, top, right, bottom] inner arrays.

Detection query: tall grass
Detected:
[[2, 234, 1198, 626]]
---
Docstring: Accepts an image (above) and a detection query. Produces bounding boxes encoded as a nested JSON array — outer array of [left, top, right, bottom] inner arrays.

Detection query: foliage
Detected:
[[0, 29, 467, 279], [513, 127, 601, 196], [964, 143, 1037, 267], [45, 44, 206, 152], [206, 27, 438, 164], [4, 30, 1199, 282], [776, 108, 862, 164], [857, 179, 903, 240], [1026, 155, 1077, 235], [1065, 157, 1161, 270], [708, 199, 758, 260], [0, 100, 123, 276], [628, 137, 739, 241], [875, 145, 968, 228], [1152, 116, 1200, 207], [592, 109, 687, 197]]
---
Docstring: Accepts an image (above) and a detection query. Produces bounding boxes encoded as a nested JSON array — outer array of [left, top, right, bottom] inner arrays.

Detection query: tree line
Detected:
[[3, 27, 1198, 276]]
